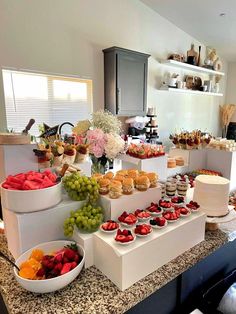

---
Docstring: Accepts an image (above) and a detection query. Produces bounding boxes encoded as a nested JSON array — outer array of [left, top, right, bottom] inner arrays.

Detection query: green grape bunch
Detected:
[[64, 204, 104, 236], [63, 173, 99, 203]]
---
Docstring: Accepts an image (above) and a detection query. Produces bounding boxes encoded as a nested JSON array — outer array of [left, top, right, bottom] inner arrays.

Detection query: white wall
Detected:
[[0, 0, 227, 145], [226, 62, 236, 122]]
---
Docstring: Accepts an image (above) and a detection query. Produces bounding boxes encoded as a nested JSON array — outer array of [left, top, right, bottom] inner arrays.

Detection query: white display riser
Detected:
[[2, 194, 85, 259], [169, 148, 207, 171], [206, 149, 236, 191], [166, 165, 189, 178], [72, 232, 93, 269], [114, 155, 168, 181], [94, 211, 206, 291], [99, 186, 161, 221], [0, 144, 38, 182]]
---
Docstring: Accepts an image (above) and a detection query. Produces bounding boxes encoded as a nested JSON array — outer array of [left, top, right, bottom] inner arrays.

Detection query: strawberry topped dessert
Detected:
[[101, 220, 119, 232], [150, 217, 167, 228], [134, 209, 151, 220], [178, 207, 191, 216], [115, 229, 135, 244], [118, 211, 137, 226], [186, 201, 200, 211], [146, 202, 163, 215], [163, 210, 179, 222], [134, 224, 152, 236], [171, 196, 184, 204], [159, 199, 172, 209]]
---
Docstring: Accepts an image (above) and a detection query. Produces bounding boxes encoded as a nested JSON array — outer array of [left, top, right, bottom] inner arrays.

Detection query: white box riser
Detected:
[[72, 232, 94, 269], [2, 196, 85, 259], [99, 187, 162, 221], [94, 212, 206, 291]]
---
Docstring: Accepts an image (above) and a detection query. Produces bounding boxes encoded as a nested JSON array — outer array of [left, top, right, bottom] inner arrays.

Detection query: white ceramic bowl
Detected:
[[14, 240, 85, 293], [1, 181, 62, 213]]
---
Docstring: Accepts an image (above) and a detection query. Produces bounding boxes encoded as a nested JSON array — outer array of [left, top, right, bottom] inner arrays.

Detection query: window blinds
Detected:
[[2, 70, 93, 136]]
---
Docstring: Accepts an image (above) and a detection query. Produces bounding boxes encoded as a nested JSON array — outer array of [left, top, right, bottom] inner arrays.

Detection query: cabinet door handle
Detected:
[[117, 88, 121, 113]]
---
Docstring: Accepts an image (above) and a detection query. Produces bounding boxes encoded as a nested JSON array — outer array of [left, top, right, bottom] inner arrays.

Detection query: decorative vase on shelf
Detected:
[[91, 155, 109, 174]]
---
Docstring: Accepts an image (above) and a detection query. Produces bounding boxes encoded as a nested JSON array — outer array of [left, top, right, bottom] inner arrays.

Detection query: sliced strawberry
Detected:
[[60, 262, 72, 275]]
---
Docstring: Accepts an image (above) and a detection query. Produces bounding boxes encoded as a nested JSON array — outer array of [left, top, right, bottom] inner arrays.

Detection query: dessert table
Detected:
[[1, 220, 236, 314]]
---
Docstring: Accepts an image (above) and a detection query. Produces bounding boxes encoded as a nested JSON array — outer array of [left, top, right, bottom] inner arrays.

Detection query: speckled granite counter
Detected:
[[1, 221, 236, 314]]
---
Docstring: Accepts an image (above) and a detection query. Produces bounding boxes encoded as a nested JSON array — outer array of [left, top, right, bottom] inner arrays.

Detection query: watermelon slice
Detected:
[[3, 170, 57, 191]]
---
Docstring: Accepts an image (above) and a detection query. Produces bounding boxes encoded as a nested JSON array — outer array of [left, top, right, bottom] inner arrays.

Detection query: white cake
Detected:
[[193, 175, 230, 217]]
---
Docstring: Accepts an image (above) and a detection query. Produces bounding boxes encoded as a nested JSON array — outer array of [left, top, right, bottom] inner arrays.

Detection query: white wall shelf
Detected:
[[159, 87, 223, 97], [161, 60, 225, 76]]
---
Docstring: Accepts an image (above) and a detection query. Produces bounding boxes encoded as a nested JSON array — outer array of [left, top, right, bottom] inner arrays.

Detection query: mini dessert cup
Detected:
[[63, 153, 76, 165], [75, 152, 88, 163], [165, 181, 177, 197], [177, 181, 188, 196], [52, 155, 63, 167], [158, 182, 166, 198]]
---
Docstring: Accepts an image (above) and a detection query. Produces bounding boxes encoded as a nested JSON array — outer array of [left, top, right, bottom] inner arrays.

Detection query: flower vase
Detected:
[[91, 156, 109, 174]]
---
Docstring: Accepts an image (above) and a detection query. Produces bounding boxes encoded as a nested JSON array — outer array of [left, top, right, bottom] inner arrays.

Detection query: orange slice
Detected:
[[19, 267, 36, 280], [30, 249, 44, 262]]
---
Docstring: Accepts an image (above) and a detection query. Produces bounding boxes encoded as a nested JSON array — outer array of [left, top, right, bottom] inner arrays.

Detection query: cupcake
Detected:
[[104, 171, 114, 180], [109, 180, 122, 199], [98, 178, 110, 195], [146, 173, 158, 188], [135, 176, 150, 191], [127, 169, 138, 179], [122, 178, 134, 195]]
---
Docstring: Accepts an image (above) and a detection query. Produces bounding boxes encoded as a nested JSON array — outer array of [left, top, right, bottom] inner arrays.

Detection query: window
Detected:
[[2, 69, 93, 136]]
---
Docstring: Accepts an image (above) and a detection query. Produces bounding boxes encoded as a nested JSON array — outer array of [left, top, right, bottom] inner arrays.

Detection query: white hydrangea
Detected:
[[104, 133, 125, 160]]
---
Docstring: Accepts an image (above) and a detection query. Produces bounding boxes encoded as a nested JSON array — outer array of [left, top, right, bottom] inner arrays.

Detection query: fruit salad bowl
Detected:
[[14, 240, 85, 293], [1, 181, 62, 213]]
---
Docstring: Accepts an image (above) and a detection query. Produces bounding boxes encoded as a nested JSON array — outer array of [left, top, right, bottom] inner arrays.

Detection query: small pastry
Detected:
[[122, 177, 134, 195], [127, 169, 138, 179], [104, 171, 114, 180], [175, 156, 184, 166], [135, 176, 150, 191], [109, 180, 122, 199], [98, 178, 110, 195], [146, 172, 158, 188], [113, 174, 125, 183], [116, 170, 128, 177], [167, 158, 176, 168], [92, 173, 103, 182], [139, 171, 147, 176]]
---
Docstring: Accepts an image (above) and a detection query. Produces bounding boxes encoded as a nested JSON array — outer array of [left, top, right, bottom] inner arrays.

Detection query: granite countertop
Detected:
[[1, 221, 236, 314]]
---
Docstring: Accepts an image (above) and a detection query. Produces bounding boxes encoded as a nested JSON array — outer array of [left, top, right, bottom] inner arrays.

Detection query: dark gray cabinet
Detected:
[[103, 47, 150, 116]]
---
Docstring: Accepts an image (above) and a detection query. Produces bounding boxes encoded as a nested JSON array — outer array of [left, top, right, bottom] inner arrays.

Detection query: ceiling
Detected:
[[141, 0, 236, 62]]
